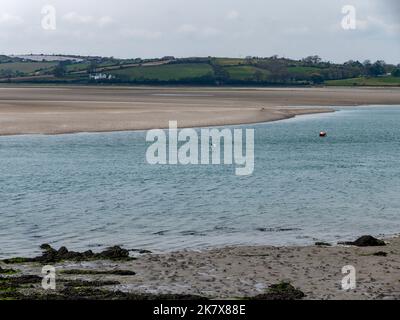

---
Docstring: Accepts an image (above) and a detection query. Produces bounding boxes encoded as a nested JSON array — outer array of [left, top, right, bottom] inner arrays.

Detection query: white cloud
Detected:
[[332, 15, 400, 36], [62, 12, 114, 28], [0, 13, 23, 26], [177, 24, 221, 37], [0, 0, 398, 63], [226, 10, 239, 20], [178, 24, 197, 34], [121, 28, 162, 40], [201, 27, 221, 37], [63, 12, 95, 24], [364, 16, 400, 35], [356, 19, 369, 31], [283, 26, 310, 35], [98, 16, 114, 27]]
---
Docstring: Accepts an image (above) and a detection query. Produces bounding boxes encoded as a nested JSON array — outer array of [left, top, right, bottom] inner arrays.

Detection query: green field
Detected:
[[1, 54, 398, 87], [326, 76, 400, 87], [0, 61, 57, 74], [224, 65, 270, 81], [65, 62, 90, 72], [109, 63, 214, 81]]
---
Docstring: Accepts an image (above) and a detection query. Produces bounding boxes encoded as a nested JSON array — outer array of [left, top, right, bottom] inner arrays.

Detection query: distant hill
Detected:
[[0, 55, 23, 63], [0, 54, 399, 87]]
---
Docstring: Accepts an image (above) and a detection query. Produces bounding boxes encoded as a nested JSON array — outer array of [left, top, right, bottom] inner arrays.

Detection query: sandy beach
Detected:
[[1, 86, 400, 135], [1, 235, 399, 300]]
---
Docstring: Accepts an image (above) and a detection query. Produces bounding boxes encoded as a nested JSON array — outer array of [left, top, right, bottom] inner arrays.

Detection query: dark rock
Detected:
[[83, 250, 94, 257], [339, 235, 386, 247], [373, 251, 388, 257], [315, 242, 332, 247], [2, 244, 135, 264], [40, 244, 52, 251], [58, 247, 69, 255], [97, 246, 130, 260], [353, 236, 386, 247], [129, 248, 152, 254]]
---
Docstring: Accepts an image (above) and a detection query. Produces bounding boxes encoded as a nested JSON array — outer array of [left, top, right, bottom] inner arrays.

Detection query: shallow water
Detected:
[[1, 106, 400, 258]]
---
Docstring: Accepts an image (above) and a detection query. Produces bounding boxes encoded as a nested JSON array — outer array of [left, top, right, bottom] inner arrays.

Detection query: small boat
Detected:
[[319, 131, 327, 137]]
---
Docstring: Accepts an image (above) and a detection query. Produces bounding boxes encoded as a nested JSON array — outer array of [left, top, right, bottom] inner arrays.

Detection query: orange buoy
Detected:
[[319, 131, 327, 137]]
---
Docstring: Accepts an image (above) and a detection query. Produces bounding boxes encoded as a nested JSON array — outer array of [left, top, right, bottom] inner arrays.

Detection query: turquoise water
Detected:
[[1, 106, 400, 258]]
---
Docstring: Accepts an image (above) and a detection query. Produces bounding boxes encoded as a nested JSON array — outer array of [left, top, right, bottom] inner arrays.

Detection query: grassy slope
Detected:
[[65, 62, 90, 73], [224, 65, 270, 80], [0, 62, 57, 74], [326, 76, 400, 86], [1, 57, 399, 87], [109, 63, 214, 81]]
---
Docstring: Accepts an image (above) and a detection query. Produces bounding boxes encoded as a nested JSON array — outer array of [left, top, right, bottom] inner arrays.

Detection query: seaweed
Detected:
[[3, 244, 135, 264], [248, 282, 305, 300], [60, 269, 136, 276]]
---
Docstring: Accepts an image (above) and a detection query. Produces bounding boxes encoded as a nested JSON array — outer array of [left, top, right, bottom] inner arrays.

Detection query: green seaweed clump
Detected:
[[315, 242, 332, 247], [249, 282, 305, 300], [0, 267, 19, 275], [60, 269, 136, 276]]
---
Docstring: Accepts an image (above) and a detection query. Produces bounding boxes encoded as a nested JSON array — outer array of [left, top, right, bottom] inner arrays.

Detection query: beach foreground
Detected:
[[2, 236, 399, 300], [1, 86, 400, 135]]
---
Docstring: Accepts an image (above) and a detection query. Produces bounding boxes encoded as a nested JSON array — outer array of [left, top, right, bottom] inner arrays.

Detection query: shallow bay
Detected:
[[1, 106, 400, 258]]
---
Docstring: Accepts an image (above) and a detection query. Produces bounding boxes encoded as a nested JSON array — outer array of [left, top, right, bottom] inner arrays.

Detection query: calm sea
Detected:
[[1, 106, 400, 258]]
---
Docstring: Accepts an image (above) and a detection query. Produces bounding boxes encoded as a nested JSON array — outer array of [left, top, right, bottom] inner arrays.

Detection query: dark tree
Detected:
[[311, 73, 324, 84], [392, 68, 400, 77], [302, 55, 322, 66], [366, 60, 386, 77], [87, 60, 99, 74], [53, 63, 66, 77]]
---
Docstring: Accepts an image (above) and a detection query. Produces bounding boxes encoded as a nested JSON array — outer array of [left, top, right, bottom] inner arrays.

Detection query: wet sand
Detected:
[[4, 236, 400, 300], [1, 86, 400, 135]]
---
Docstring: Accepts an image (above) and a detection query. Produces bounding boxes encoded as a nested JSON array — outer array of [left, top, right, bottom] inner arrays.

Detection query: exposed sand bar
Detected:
[[1, 86, 400, 135]]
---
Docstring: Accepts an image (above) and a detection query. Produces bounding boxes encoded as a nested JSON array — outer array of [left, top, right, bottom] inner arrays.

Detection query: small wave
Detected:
[[256, 227, 302, 232], [153, 230, 169, 236], [180, 230, 206, 236]]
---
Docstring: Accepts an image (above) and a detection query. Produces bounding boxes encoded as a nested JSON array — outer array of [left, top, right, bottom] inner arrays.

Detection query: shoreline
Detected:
[[1, 86, 400, 136], [2, 234, 400, 300]]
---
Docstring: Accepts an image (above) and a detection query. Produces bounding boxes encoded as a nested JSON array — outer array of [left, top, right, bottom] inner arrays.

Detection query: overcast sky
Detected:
[[0, 0, 399, 63]]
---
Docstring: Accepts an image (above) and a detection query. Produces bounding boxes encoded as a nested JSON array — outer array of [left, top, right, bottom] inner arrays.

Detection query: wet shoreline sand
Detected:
[[2, 235, 399, 300], [1, 86, 400, 136]]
